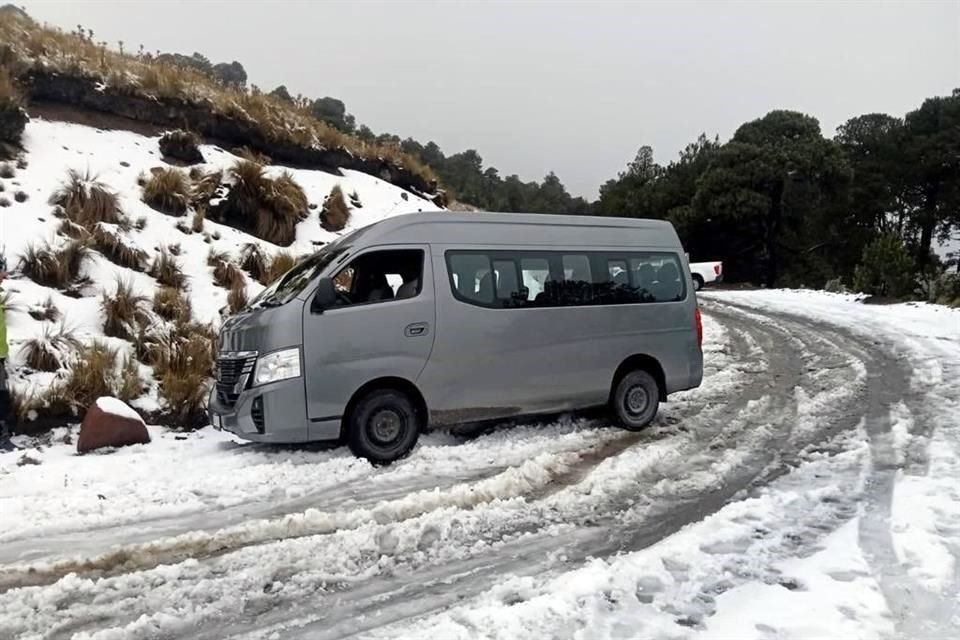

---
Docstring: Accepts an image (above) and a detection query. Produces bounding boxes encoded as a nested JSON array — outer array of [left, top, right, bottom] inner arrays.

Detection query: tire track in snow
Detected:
[[0, 302, 890, 639]]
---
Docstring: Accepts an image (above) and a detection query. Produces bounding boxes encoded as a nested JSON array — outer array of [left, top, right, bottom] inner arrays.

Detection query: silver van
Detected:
[[209, 212, 704, 463]]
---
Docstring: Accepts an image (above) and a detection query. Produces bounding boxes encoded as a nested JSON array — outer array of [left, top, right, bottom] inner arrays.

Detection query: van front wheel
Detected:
[[612, 370, 660, 431], [347, 389, 420, 464]]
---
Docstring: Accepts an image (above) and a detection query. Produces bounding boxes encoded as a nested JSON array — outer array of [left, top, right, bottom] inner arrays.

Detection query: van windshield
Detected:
[[251, 244, 349, 308]]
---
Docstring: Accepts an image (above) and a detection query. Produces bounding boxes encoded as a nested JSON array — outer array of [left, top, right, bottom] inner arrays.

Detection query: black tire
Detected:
[[611, 370, 660, 431], [692, 274, 704, 291], [347, 389, 420, 464]]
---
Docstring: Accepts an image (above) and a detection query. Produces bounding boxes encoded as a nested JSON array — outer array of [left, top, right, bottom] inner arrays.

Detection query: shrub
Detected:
[[14, 190, 26, 203], [92, 225, 148, 271], [217, 161, 307, 245], [227, 281, 247, 313], [142, 167, 190, 215], [134, 216, 147, 231], [19, 239, 90, 289], [150, 247, 186, 289], [153, 286, 192, 323], [101, 278, 150, 340], [0, 196, 9, 207], [239, 243, 268, 283], [62, 342, 119, 412], [28, 296, 60, 322], [49, 169, 124, 228], [320, 184, 350, 231], [175, 220, 192, 235], [0, 164, 12, 179], [853, 234, 916, 299], [19, 323, 80, 372], [158, 129, 204, 164], [118, 355, 144, 403], [266, 251, 296, 283]]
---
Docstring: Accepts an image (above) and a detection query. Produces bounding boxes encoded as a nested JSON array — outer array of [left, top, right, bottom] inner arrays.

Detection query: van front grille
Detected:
[[216, 352, 257, 408]]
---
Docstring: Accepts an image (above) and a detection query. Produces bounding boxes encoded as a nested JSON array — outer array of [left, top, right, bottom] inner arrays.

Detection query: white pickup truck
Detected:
[[688, 258, 723, 291]]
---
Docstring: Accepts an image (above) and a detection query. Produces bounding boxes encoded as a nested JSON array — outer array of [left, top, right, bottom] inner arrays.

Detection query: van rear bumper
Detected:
[[208, 377, 313, 444]]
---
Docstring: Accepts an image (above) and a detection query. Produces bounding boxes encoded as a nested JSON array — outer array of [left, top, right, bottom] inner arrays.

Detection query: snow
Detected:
[[95, 397, 144, 423]]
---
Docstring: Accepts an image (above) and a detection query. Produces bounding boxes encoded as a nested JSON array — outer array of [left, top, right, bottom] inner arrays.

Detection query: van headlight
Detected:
[[253, 348, 301, 386]]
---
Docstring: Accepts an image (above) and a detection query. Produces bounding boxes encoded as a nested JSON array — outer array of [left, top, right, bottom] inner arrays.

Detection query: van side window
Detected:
[[445, 251, 686, 308], [448, 253, 493, 305], [331, 249, 424, 307]]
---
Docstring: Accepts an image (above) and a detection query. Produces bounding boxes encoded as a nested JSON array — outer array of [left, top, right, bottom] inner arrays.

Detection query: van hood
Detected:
[[218, 302, 303, 355]]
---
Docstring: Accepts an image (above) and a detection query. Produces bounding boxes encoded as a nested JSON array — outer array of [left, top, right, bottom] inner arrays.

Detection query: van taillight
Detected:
[[695, 307, 703, 348], [714, 264, 721, 276]]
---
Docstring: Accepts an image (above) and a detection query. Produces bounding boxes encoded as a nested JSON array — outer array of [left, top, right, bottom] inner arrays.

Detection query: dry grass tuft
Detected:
[[19, 323, 81, 372], [191, 208, 205, 233], [142, 167, 189, 215], [49, 169, 124, 228], [19, 239, 90, 289], [190, 169, 223, 210], [152, 286, 192, 323], [227, 281, 248, 313], [208, 250, 245, 290], [118, 355, 144, 403], [150, 247, 187, 289], [266, 251, 297, 284], [101, 278, 150, 340], [153, 321, 215, 426], [92, 225, 148, 271], [320, 184, 350, 231], [62, 342, 119, 412], [239, 243, 268, 284], [217, 161, 307, 246], [28, 296, 61, 322]]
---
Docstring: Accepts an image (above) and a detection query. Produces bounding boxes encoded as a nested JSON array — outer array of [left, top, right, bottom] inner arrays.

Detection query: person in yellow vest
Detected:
[[0, 252, 14, 452]]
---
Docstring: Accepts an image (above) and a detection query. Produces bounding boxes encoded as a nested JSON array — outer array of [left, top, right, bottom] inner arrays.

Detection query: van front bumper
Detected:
[[208, 377, 312, 444]]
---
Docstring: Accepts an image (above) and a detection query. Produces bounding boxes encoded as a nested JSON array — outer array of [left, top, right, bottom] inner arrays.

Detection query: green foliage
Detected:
[[903, 93, 960, 266], [310, 96, 355, 132], [689, 111, 852, 286], [853, 234, 916, 298]]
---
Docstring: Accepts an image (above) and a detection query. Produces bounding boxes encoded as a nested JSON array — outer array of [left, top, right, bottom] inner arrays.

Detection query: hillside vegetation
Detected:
[[0, 118, 440, 433], [0, 6, 437, 196]]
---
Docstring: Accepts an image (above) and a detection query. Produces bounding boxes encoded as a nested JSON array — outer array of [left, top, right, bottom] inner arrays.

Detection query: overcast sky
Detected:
[[19, 0, 960, 198]]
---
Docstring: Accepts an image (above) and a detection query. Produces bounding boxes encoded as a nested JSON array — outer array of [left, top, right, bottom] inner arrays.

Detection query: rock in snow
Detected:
[[77, 397, 150, 453]]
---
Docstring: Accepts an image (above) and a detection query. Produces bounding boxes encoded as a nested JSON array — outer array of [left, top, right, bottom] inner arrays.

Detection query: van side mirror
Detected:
[[312, 277, 337, 313]]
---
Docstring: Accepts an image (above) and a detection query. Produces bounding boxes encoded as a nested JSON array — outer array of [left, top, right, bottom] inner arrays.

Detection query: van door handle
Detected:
[[405, 322, 429, 337]]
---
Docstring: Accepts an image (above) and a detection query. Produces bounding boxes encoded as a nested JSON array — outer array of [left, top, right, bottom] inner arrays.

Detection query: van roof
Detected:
[[347, 211, 682, 249]]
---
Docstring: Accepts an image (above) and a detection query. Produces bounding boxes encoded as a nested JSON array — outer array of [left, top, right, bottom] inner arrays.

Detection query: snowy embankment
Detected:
[[0, 118, 440, 412]]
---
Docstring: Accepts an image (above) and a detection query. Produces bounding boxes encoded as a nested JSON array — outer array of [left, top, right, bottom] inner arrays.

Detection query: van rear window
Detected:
[[445, 250, 686, 308]]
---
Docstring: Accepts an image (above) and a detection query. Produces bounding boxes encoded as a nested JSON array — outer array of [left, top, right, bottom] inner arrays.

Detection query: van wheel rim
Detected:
[[370, 409, 404, 444], [625, 386, 649, 415]]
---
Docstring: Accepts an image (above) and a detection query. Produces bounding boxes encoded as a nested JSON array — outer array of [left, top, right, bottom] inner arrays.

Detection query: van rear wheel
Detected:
[[611, 370, 660, 431], [347, 389, 420, 464]]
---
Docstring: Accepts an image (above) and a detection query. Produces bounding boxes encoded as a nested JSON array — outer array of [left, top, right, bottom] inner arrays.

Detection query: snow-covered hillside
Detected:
[[0, 118, 441, 417]]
